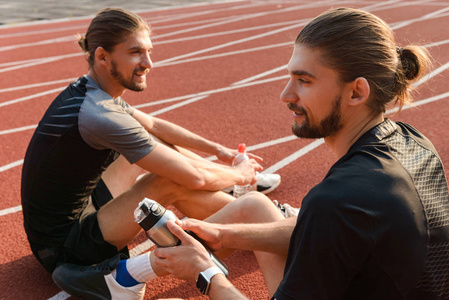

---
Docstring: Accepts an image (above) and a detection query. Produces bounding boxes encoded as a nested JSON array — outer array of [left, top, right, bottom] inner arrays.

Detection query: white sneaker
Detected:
[[255, 173, 281, 194], [223, 173, 281, 195], [52, 255, 146, 300], [273, 200, 300, 218]]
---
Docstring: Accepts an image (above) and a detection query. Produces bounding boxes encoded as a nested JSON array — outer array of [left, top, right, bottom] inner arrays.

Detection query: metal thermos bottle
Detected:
[[134, 198, 229, 276]]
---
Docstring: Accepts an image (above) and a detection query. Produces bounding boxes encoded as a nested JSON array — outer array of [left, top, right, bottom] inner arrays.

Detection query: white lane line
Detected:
[[47, 291, 70, 300], [262, 139, 325, 175], [129, 239, 155, 257], [423, 38, 449, 49], [391, 7, 449, 30], [0, 159, 23, 173], [0, 86, 65, 108], [0, 24, 86, 39], [414, 61, 449, 88], [387, 90, 449, 115], [0, 205, 22, 216], [0, 53, 82, 74], [0, 36, 76, 53], [149, 95, 210, 116], [0, 78, 76, 93], [232, 64, 288, 86], [142, 0, 253, 25], [153, 15, 234, 30], [0, 125, 37, 135]]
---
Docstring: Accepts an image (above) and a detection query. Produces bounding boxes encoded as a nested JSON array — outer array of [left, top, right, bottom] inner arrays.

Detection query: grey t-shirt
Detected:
[[79, 76, 156, 164]]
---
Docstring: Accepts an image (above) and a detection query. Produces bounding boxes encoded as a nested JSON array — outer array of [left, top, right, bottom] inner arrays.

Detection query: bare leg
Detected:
[[101, 154, 143, 199], [204, 192, 286, 296]]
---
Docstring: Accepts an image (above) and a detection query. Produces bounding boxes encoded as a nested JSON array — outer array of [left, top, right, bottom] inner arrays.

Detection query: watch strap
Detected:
[[201, 266, 223, 280], [197, 266, 224, 295]]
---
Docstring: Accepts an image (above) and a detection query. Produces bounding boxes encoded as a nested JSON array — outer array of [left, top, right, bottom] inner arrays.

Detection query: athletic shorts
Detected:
[[30, 179, 129, 273]]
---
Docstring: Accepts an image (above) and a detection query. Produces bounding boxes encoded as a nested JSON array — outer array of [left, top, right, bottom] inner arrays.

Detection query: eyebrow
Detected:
[[128, 45, 153, 51], [290, 70, 316, 78]]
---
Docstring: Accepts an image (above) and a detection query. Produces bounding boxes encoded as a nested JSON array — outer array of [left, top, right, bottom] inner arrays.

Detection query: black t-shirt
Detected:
[[273, 119, 449, 300]]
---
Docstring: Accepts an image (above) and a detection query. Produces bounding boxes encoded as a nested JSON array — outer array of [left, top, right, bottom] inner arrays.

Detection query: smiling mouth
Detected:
[[134, 71, 148, 81]]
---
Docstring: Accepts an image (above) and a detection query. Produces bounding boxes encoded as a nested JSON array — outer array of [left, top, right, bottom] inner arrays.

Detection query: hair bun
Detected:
[[77, 35, 88, 52]]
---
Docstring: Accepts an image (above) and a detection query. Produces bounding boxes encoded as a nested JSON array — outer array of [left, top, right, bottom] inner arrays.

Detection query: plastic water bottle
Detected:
[[232, 143, 254, 197]]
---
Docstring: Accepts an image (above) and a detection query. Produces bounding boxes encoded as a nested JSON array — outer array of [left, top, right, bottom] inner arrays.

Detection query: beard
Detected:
[[110, 60, 147, 92], [290, 95, 343, 139]]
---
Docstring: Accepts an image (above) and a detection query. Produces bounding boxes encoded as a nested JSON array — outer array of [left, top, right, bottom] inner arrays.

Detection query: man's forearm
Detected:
[[208, 274, 248, 300], [221, 218, 295, 256]]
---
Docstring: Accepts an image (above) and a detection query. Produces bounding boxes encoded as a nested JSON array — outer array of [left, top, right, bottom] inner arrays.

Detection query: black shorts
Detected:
[[30, 179, 129, 273]]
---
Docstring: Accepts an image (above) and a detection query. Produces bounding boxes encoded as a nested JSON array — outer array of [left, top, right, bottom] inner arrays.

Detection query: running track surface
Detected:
[[1, 0, 448, 299]]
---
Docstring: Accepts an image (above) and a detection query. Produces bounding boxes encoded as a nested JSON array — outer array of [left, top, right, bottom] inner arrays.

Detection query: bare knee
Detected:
[[227, 191, 283, 223], [130, 173, 189, 207]]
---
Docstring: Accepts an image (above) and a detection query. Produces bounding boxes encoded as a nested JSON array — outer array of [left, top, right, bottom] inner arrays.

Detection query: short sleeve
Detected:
[[79, 89, 156, 164]]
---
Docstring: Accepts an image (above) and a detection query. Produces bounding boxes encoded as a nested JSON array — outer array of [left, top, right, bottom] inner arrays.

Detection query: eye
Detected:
[[298, 78, 310, 84]]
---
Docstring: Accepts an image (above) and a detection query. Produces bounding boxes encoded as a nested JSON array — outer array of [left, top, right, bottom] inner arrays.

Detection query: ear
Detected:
[[94, 47, 109, 66], [348, 77, 370, 106]]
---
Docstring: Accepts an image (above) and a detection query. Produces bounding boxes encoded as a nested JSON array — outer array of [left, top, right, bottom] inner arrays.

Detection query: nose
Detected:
[[142, 52, 153, 70], [280, 79, 298, 104]]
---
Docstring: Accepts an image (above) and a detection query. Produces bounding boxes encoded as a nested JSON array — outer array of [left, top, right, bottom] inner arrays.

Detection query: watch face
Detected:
[[196, 273, 210, 295]]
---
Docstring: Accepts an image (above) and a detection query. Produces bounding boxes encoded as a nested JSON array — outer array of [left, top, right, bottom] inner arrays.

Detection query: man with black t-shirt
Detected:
[[153, 7, 449, 300]]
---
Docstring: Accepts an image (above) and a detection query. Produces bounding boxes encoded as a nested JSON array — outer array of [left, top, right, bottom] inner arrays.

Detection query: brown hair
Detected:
[[295, 7, 431, 114], [77, 8, 150, 68]]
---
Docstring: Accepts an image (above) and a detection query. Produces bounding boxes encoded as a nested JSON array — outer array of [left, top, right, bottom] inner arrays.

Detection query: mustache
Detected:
[[287, 103, 306, 115]]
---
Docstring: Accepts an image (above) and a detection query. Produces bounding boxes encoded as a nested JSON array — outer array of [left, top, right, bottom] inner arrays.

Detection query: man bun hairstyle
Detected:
[[296, 7, 431, 114], [77, 8, 150, 68]]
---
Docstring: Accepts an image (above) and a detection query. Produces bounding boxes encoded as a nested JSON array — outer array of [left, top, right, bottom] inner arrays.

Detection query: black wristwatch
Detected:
[[196, 266, 224, 295]]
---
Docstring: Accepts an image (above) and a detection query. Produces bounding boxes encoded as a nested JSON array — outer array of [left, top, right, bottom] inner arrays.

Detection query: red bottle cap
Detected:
[[238, 143, 246, 153]]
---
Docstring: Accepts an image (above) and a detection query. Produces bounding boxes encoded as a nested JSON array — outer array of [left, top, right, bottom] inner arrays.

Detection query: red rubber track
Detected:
[[1, 1, 448, 299]]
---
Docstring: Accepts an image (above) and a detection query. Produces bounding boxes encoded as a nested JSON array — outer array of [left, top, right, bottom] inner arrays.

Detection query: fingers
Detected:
[[249, 159, 264, 173], [175, 218, 200, 232], [247, 152, 263, 162], [166, 220, 194, 245]]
